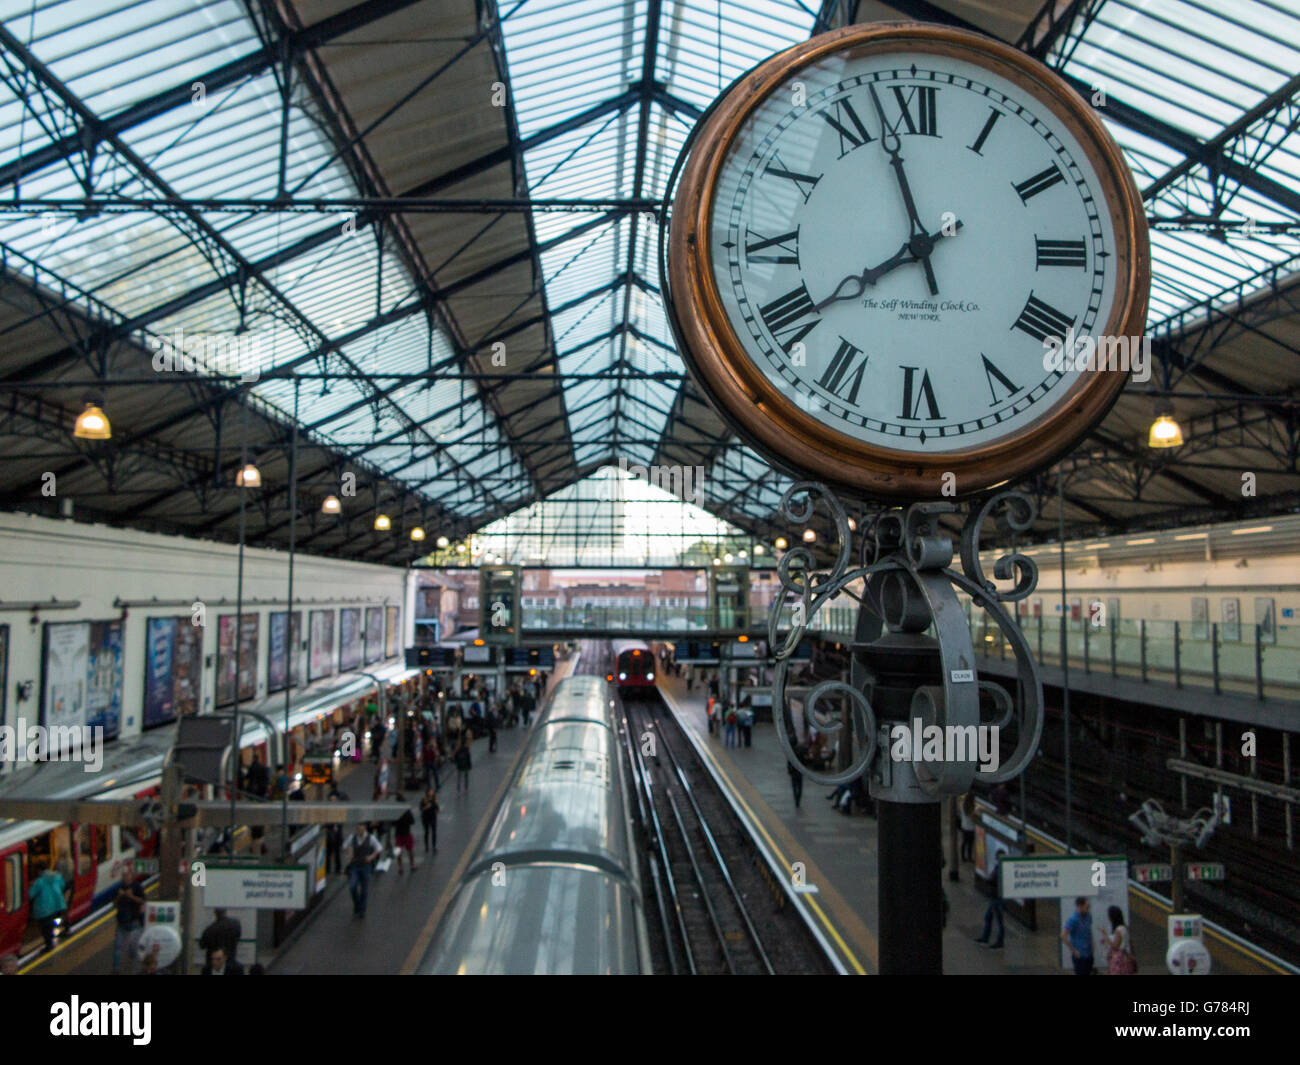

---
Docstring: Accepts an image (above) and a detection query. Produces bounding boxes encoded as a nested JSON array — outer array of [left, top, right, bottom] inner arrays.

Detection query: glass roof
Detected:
[[1, 0, 1297, 545]]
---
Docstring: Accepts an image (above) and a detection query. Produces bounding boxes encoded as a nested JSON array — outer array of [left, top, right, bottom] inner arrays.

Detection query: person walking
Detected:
[[975, 854, 1006, 950], [454, 734, 473, 793], [788, 747, 805, 809], [373, 756, 390, 800], [393, 806, 417, 874], [345, 822, 383, 917], [421, 736, 440, 790], [1062, 896, 1095, 975], [487, 706, 499, 753], [110, 868, 145, 975], [27, 860, 67, 953], [420, 787, 440, 854], [1102, 905, 1137, 974]]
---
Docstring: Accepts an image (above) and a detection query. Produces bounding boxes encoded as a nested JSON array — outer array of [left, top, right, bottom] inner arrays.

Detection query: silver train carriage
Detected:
[[417, 674, 652, 974]]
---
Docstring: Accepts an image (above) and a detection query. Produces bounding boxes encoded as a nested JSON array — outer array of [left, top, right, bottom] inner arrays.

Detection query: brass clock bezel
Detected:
[[666, 21, 1150, 499]]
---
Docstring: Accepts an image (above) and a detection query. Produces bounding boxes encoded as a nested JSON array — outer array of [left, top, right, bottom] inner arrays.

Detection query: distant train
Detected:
[[610, 639, 656, 697], [417, 674, 652, 974]]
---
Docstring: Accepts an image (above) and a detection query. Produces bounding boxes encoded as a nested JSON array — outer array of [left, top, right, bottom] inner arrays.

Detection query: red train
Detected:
[[0, 781, 160, 960], [610, 640, 656, 697]]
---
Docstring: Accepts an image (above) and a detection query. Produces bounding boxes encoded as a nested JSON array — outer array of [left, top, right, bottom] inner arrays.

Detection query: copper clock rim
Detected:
[[666, 21, 1150, 499]]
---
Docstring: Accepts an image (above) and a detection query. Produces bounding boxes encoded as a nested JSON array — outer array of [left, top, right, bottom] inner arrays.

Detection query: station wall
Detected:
[[0, 511, 410, 759]]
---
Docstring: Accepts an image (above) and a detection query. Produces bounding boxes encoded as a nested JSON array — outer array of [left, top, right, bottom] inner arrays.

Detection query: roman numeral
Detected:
[[764, 151, 822, 203], [889, 86, 938, 137], [745, 227, 799, 265], [899, 366, 942, 421], [981, 354, 1021, 406], [1013, 163, 1066, 203], [1012, 292, 1075, 344], [1035, 237, 1087, 269], [819, 97, 875, 157], [759, 285, 820, 353], [968, 106, 1002, 155], [817, 337, 869, 406]]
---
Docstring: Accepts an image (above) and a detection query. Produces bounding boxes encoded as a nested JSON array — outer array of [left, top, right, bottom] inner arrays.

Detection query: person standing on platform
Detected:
[[959, 794, 976, 863], [246, 754, 270, 798], [454, 734, 473, 792], [111, 867, 146, 975], [723, 702, 738, 748], [1062, 897, 1095, 975], [345, 822, 383, 917], [393, 806, 417, 874], [705, 696, 716, 735], [975, 855, 1005, 950], [200, 947, 244, 976], [1102, 906, 1137, 974], [739, 701, 754, 747], [521, 687, 535, 727], [487, 705, 499, 753], [373, 756, 390, 800], [421, 787, 440, 854], [199, 907, 241, 966], [27, 860, 67, 953], [325, 794, 344, 875]]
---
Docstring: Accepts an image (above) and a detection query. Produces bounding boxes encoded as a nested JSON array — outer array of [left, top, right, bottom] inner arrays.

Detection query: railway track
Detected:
[[619, 688, 835, 975]]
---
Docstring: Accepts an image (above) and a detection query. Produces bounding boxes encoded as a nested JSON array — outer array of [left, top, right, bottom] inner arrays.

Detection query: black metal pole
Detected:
[[878, 802, 943, 974], [229, 403, 249, 830], [1057, 468, 1072, 851], [281, 381, 297, 858]]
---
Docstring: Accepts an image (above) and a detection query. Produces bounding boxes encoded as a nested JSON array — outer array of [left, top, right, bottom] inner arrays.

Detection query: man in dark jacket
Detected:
[[200, 947, 244, 975], [198, 908, 241, 963]]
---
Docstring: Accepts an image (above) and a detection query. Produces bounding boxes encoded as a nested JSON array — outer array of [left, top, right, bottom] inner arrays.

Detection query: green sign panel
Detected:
[[1185, 862, 1225, 881], [1134, 863, 1173, 883]]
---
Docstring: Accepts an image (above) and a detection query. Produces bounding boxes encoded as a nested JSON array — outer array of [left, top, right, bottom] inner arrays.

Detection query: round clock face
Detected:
[[668, 25, 1148, 498]]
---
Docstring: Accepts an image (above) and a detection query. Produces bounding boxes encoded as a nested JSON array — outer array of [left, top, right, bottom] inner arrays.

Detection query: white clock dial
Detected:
[[710, 50, 1121, 454]]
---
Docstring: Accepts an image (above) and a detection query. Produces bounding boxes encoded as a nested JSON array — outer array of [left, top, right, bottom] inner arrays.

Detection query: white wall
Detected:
[[0, 512, 411, 743]]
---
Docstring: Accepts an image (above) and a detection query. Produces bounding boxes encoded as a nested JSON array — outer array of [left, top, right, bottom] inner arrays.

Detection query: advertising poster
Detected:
[[268, 611, 300, 694], [144, 616, 204, 728], [143, 617, 177, 726], [217, 614, 260, 706], [364, 607, 383, 665], [216, 614, 237, 706], [309, 609, 335, 681], [173, 619, 202, 718], [385, 606, 399, 658], [43, 621, 90, 737], [85, 621, 124, 739], [289, 611, 304, 688], [339, 608, 361, 672]]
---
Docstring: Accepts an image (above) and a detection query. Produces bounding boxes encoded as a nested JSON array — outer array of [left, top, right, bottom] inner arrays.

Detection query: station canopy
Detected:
[[0, 0, 1296, 564]]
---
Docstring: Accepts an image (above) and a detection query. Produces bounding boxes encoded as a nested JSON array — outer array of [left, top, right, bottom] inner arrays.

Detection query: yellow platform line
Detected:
[[659, 683, 874, 975]]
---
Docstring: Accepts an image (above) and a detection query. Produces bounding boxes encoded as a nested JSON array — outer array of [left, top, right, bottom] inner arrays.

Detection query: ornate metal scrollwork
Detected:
[[769, 483, 1046, 798]]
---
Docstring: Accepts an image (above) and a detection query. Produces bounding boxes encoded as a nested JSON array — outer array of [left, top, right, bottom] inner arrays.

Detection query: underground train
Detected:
[[610, 639, 656, 697], [417, 673, 652, 974]]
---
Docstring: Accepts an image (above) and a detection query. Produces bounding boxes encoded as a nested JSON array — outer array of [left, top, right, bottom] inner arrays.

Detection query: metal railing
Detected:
[[810, 604, 1300, 703]]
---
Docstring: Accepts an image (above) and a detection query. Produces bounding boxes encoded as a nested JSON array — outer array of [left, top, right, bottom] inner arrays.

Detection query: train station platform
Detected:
[[24, 656, 579, 976], [655, 672, 1277, 976]]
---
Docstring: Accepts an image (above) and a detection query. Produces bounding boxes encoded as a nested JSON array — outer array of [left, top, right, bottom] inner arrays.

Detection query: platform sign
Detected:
[[1134, 862, 1174, 883], [480, 566, 521, 646], [1186, 862, 1225, 882], [1000, 855, 1099, 900], [203, 864, 310, 910], [132, 857, 160, 875]]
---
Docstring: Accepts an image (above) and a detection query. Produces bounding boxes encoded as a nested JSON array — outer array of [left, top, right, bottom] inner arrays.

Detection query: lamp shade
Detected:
[[74, 403, 111, 440], [235, 463, 261, 487]]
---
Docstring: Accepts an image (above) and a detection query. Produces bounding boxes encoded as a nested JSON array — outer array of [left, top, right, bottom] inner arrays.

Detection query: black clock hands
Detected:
[[867, 82, 941, 296], [814, 221, 962, 312]]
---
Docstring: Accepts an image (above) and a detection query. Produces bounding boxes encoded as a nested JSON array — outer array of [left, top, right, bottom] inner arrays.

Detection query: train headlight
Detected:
[[646, 672, 654, 681], [618, 672, 627, 681]]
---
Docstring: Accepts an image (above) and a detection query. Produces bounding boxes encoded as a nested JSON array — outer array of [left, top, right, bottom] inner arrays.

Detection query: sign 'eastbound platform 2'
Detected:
[[1000, 856, 1100, 900]]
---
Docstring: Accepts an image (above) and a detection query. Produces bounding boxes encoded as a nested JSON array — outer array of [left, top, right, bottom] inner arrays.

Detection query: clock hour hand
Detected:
[[813, 220, 962, 312]]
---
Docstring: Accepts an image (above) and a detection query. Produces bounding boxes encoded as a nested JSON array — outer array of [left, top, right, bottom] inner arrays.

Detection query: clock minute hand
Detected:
[[813, 220, 962, 313], [867, 83, 940, 296]]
